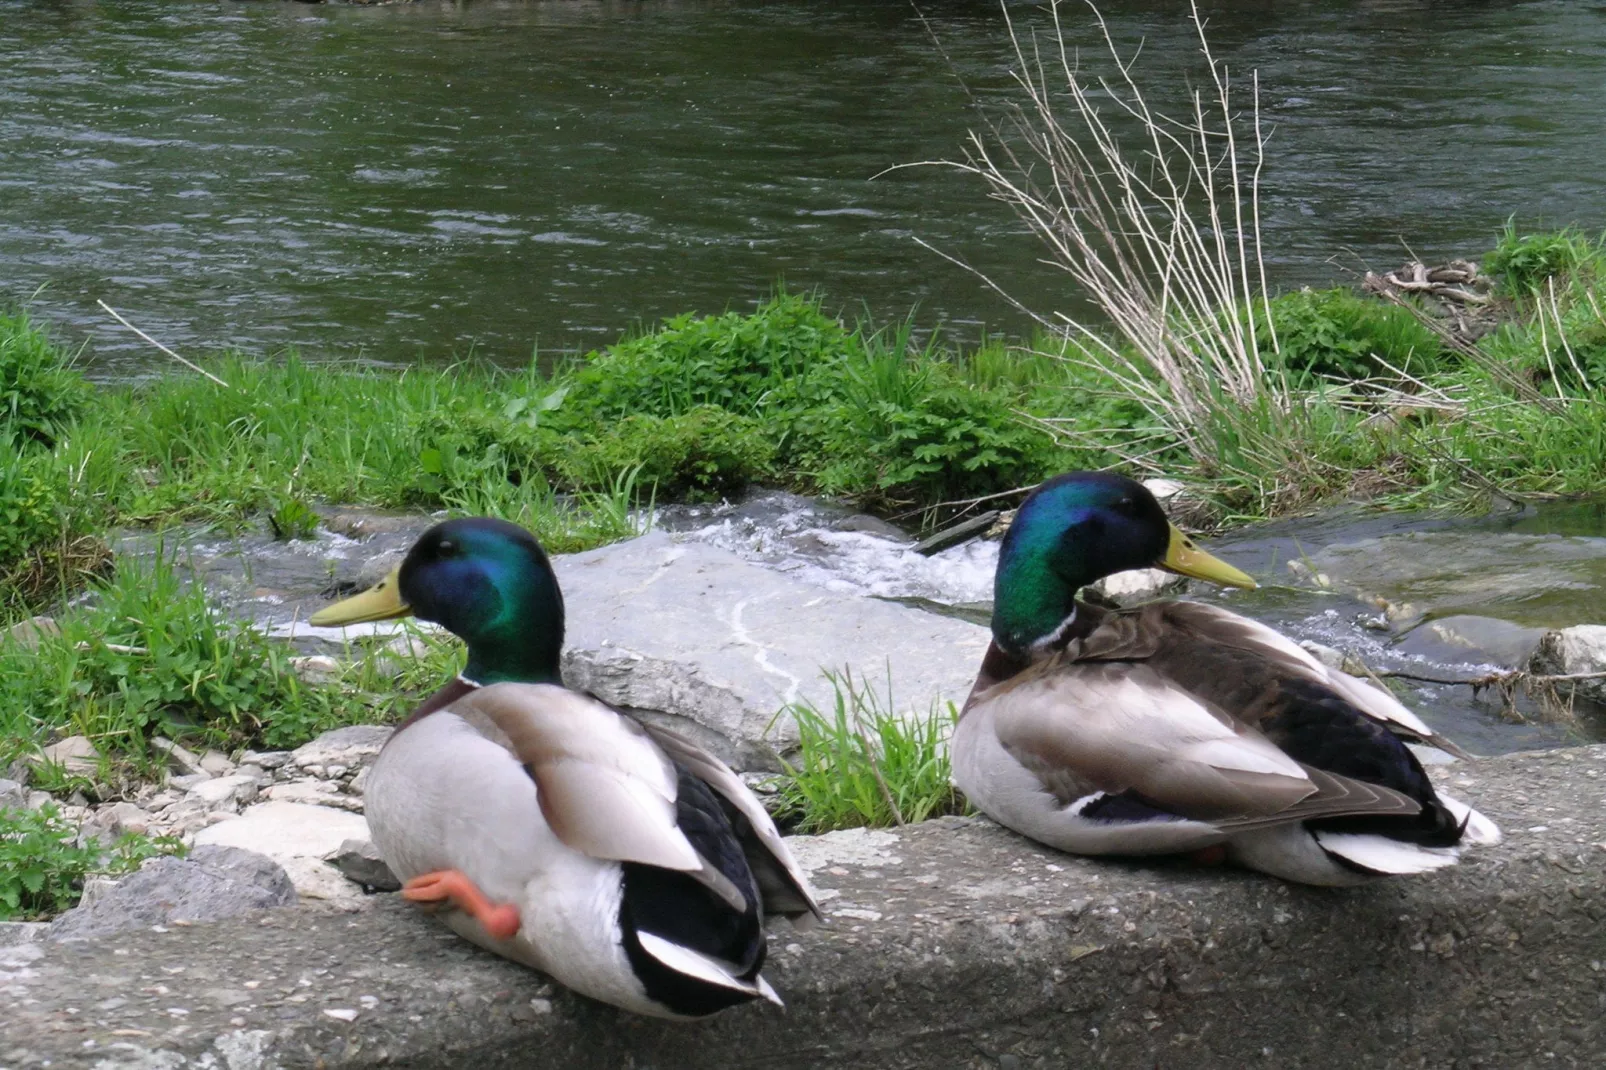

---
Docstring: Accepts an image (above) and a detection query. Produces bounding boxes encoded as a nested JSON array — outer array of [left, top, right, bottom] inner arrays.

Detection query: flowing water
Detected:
[[4, 0, 1606, 373]]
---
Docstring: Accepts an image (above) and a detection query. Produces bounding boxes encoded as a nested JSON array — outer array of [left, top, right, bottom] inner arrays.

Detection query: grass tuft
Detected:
[[771, 669, 966, 834]]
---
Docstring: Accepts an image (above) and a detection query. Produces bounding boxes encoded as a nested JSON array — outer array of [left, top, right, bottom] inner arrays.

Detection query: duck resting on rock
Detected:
[[952, 472, 1501, 886], [311, 518, 819, 1019]]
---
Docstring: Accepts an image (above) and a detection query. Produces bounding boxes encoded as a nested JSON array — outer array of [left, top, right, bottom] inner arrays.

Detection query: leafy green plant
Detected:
[[0, 803, 185, 920], [560, 407, 775, 500], [0, 311, 90, 447], [771, 669, 966, 833], [1255, 289, 1443, 383], [0, 439, 67, 574], [267, 496, 319, 540], [556, 290, 855, 423]]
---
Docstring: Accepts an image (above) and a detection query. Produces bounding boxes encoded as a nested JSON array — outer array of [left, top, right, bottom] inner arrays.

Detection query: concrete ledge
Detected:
[[5, 746, 1606, 1069]]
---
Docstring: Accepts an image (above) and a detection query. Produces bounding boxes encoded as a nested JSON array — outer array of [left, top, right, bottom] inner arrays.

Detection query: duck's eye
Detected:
[[1113, 497, 1138, 515], [437, 539, 457, 556]]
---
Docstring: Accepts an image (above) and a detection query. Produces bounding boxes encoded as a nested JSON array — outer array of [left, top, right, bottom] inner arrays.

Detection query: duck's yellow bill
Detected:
[[309, 565, 414, 625], [1160, 524, 1257, 589]]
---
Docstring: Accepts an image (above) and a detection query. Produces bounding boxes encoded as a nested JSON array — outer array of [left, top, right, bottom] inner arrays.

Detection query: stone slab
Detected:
[[554, 531, 991, 770], [4, 746, 1606, 1068]]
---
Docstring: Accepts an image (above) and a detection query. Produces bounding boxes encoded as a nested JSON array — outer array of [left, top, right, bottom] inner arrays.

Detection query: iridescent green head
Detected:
[[311, 517, 564, 686], [992, 472, 1254, 654]]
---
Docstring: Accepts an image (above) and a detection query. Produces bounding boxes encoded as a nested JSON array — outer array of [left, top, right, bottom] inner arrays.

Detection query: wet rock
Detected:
[[240, 749, 292, 770], [554, 531, 990, 770], [47, 846, 295, 942], [831, 514, 910, 541], [1531, 625, 1606, 703], [321, 508, 432, 540], [1305, 529, 1606, 630], [1298, 641, 1346, 670], [354, 546, 408, 588], [1394, 615, 1548, 669], [329, 837, 400, 892], [290, 725, 393, 774], [2, 615, 60, 649], [913, 512, 999, 556], [192, 801, 370, 906], [35, 736, 98, 777]]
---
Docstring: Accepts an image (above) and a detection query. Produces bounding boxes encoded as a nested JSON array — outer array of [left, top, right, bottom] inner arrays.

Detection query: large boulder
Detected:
[[553, 531, 991, 771], [47, 846, 295, 941]]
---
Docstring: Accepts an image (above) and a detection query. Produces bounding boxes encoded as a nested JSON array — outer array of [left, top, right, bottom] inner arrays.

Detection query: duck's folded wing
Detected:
[[990, 662, 1419, 827], [640, 723, 823, 924], [1154, 601, 1468, 755], [447, 682, 746, 909]]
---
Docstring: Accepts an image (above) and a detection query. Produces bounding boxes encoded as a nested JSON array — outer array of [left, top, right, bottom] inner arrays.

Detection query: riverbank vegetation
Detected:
[[4, 219, 1606, 776]]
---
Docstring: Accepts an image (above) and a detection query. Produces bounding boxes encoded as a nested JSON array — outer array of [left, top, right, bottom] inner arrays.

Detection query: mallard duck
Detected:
[[310, 518, 819, 1018], [952, 472, 1500, 886]]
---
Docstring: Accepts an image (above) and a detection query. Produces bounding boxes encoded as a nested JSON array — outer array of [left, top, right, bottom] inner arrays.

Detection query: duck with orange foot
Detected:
[[952, 472, 1501, 886], [311, 518, 819, 1018]]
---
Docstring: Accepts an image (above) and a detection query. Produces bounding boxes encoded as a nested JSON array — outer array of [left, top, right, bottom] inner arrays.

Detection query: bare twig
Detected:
[[907, 0, 1287, 473], [97, 300, 231, 388]]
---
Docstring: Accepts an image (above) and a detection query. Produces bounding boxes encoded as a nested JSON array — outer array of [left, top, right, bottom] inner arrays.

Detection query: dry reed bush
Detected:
[[921, 0, 1307, 484]]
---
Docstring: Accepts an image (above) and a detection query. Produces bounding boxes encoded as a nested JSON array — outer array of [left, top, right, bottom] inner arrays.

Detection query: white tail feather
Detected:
[[1313, 831, 1460, 875], [1436, 790, 1503, 845], [635, 931, 779, 1005]]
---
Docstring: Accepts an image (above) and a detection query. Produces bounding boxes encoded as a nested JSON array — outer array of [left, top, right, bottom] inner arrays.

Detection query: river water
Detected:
[[4, 0, 1605, 374]]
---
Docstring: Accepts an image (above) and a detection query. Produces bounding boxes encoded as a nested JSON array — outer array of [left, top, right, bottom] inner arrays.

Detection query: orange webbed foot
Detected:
[[402, 870, 522, 940]]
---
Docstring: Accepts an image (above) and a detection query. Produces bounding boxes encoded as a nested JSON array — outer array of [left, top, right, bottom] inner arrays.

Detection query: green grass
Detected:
[[0, 803, 185, 920], [771, 669, 966, 834], [1485, 221, 1603, 296], [0, 553, 471, 774]]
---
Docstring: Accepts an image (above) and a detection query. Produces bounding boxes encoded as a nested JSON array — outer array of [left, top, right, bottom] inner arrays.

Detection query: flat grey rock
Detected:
[[554, 531, 990, 770], [291, 725, 393, 766], [193, 801, 371, 905], [329, 837, 400, 892], [46, 846, 295, 942]]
